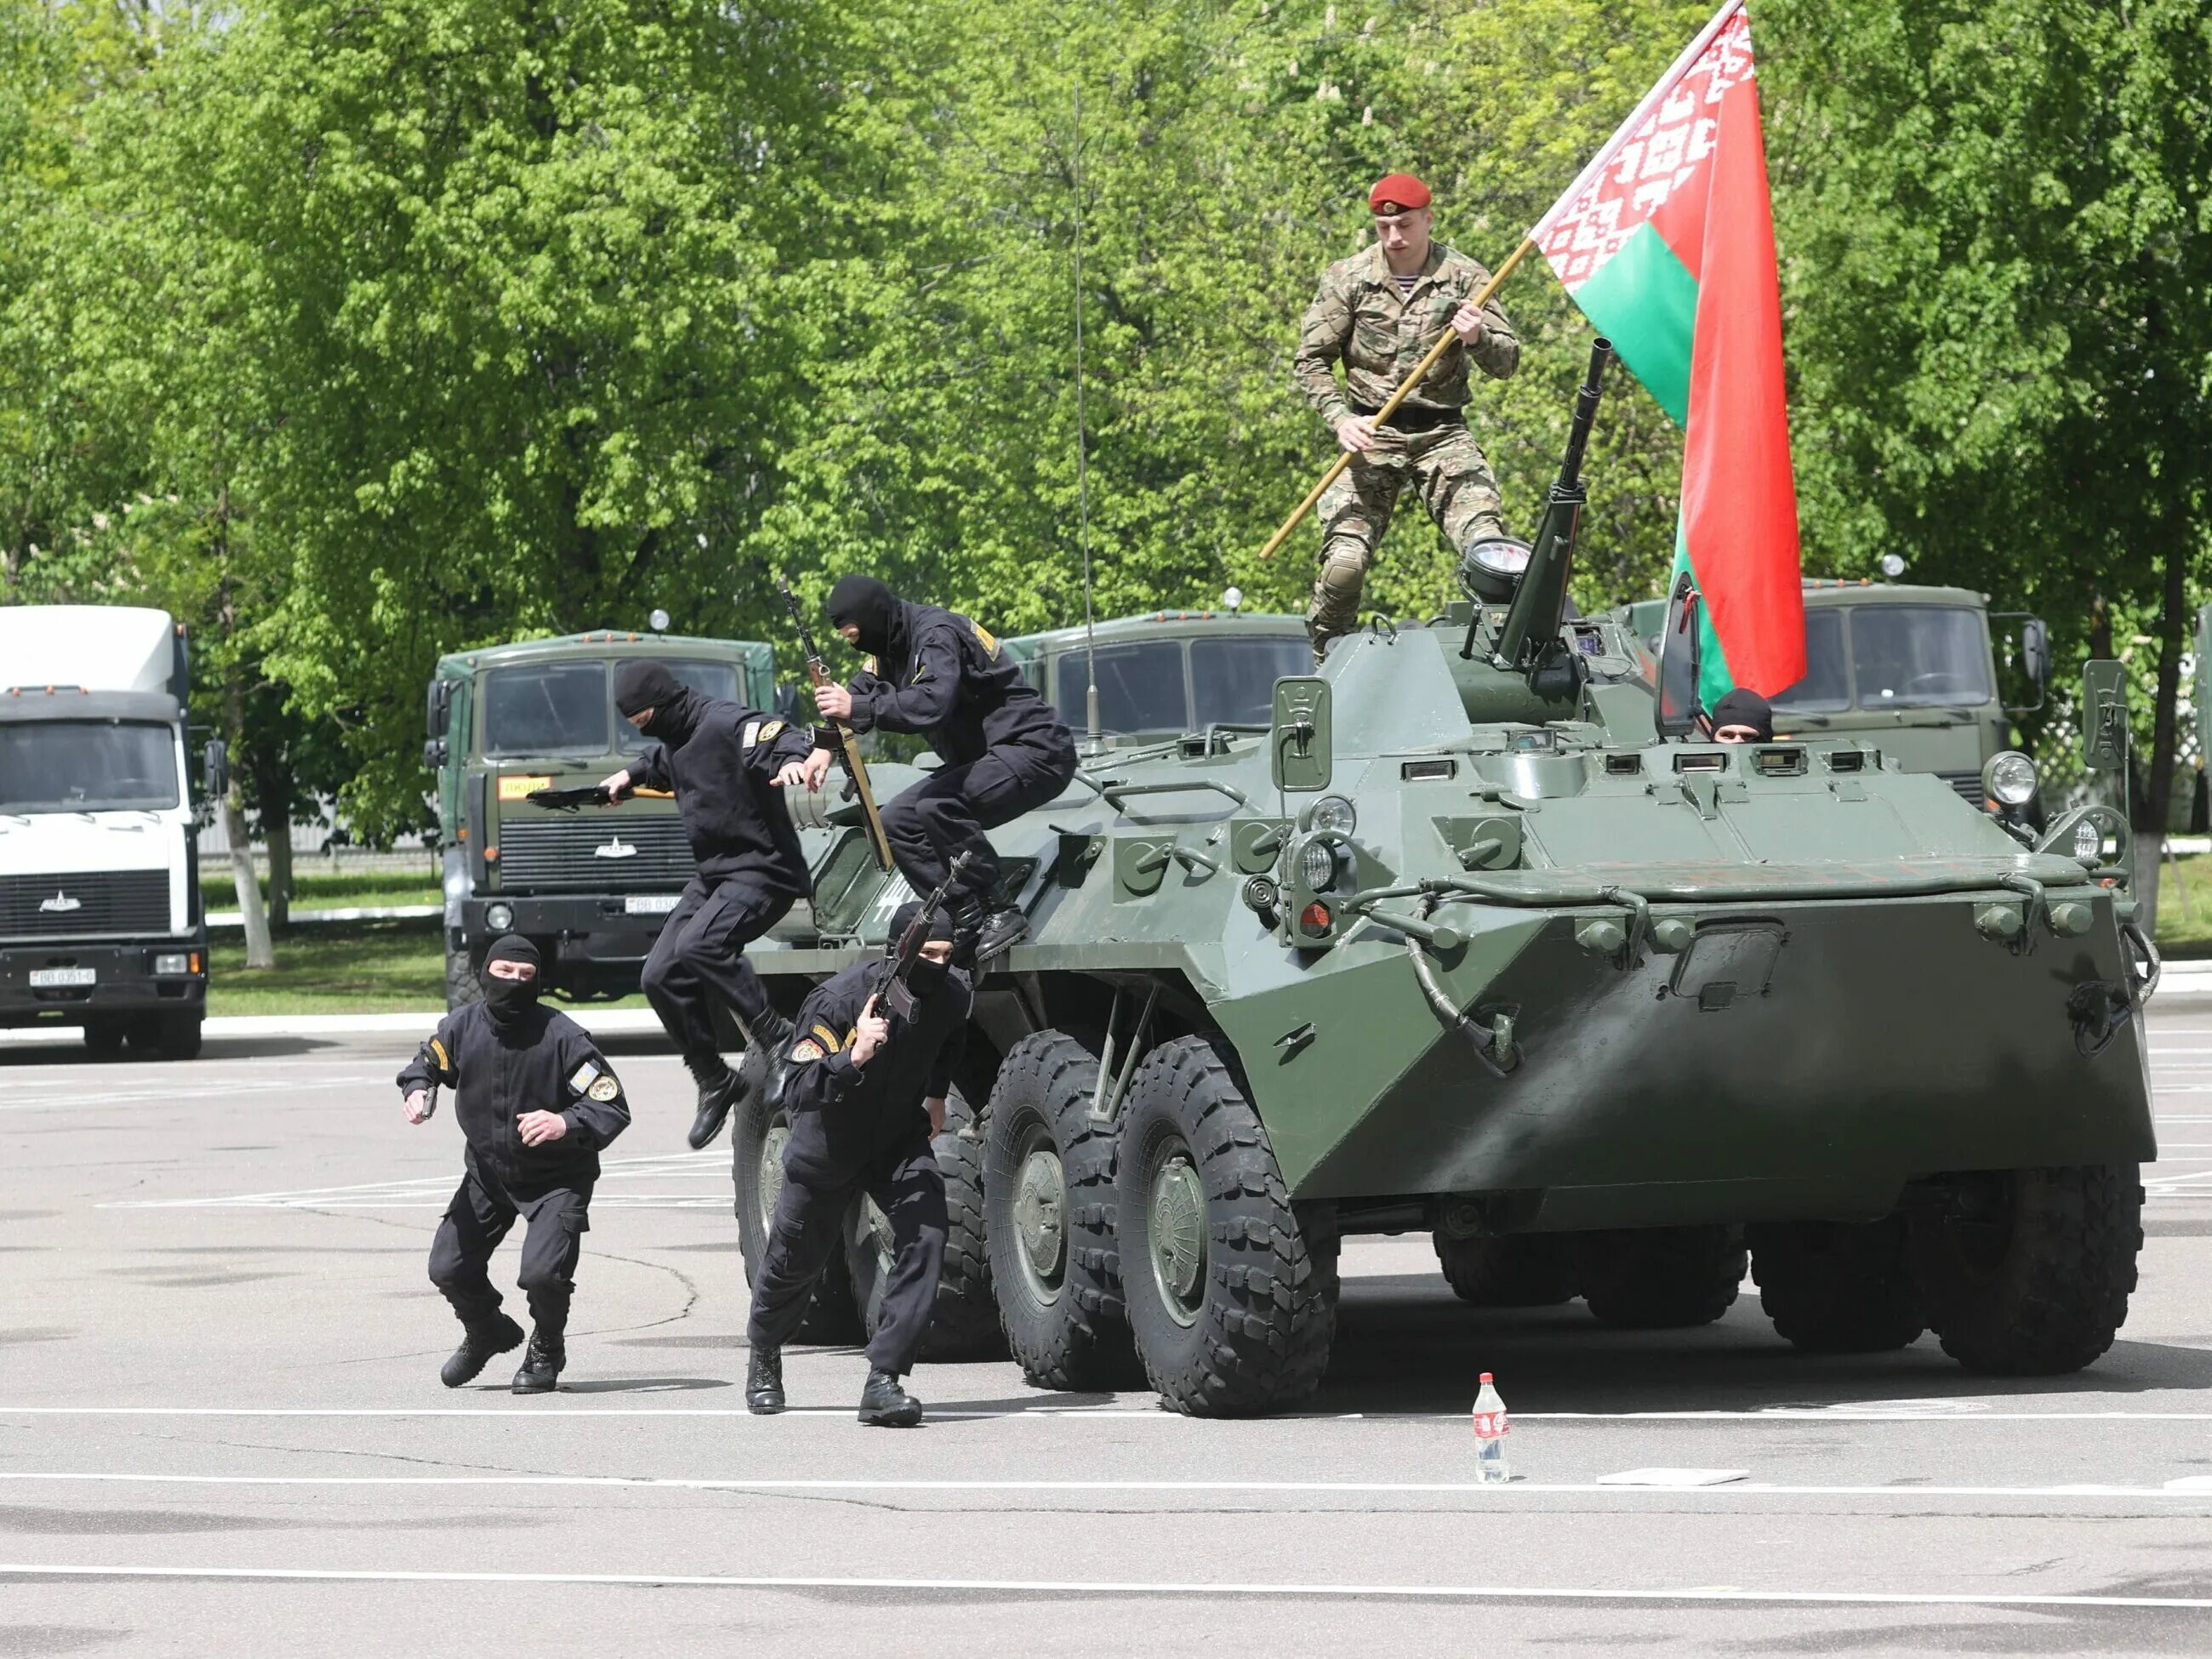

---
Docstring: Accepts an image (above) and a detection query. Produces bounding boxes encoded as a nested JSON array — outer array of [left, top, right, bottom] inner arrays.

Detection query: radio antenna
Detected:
[[1072, 77, 1100, 754]]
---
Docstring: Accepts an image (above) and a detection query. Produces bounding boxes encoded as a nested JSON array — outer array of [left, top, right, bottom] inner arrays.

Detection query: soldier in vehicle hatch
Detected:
[[1293, 170, 1520, 665], [744, 900, 970, 1426], [596, 660, 817, 1149], [789, 575, 1075, 965], [399, 936, 630, 1395], [1699, 688, 1775, 744]]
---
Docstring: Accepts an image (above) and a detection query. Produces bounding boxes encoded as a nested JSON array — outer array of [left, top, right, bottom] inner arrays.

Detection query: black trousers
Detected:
[[746, 1138, 947, 1376], [881, 741, 1075, 915], [426, 1170, 592, 1342], [641, 875, 794, 1066]]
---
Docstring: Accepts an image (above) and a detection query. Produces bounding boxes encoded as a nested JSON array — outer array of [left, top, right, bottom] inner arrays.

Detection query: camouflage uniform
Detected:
[[1292, 241, 1519, 659]]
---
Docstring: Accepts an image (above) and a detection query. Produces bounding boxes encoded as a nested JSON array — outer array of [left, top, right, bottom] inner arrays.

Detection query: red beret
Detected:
[[1369, 172, 1431, 213]]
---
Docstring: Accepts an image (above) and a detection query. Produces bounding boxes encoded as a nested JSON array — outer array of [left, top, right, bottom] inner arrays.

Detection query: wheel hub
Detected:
[[1013, 1138, 1067, 1297], [1148, 1149, 1206, 1328]]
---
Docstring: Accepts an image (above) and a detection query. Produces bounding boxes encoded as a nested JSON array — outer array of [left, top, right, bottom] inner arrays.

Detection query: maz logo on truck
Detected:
[[38, 891, 83, 913], [593, 837, 637, 860]]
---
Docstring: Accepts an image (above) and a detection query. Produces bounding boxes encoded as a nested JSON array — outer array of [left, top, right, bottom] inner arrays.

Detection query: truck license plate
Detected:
[[30, 967, 96, 989], [624, 895, 680, 915]]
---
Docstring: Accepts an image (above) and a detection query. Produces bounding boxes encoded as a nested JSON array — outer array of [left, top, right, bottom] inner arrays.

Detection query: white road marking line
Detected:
[[8, 1405, 2212, 1422], [3, 1565, 2209, 1608], [100, 1149, 728, 1208], [0, 1080, 366, 1112]]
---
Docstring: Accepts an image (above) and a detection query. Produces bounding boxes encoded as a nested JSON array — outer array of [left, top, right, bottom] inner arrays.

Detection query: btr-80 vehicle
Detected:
[[733, 343, 2155, 1414]]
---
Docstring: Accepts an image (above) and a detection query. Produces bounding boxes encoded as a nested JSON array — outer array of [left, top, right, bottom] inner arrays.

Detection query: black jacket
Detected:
[[830, 599, 1072, 769], [630, 688, 817, 897], [397, 1002, 630, 1192], [781, 956, 971, 1182]]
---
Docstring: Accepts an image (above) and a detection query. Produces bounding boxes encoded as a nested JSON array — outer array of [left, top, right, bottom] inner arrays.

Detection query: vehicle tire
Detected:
[[843, 1084, 1005, 1362], [444, 944, 484, 1010], [1433, 1233, 1578, 1307], [151, 1011, 203, 1062], [1907, 1165, 2142, 1376], [1748, 1217, 1924, 1353], [82, 1018, 128, 1058], [1576, 1225, 1745, 1330], [1115, 1035, 1338, 1417], [983, 1031, 1141, 1390], [731, 1043, 863, 1345]]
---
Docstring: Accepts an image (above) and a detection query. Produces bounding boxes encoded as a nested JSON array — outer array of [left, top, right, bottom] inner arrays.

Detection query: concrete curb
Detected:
[[206, 905, 440, 930], [1, 1007, 668, 1046]]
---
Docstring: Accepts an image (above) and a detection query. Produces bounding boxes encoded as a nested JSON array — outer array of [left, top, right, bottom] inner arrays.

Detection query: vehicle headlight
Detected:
[[1308, 795, 1357, 837], [1983, 750, 2038, 808], [486, 903, 515, 932], [152, 953, 190, 976], [1299, 839, 1341, 893], [1468, 538, 1531, 579], [2072, 817, 2104, 863]]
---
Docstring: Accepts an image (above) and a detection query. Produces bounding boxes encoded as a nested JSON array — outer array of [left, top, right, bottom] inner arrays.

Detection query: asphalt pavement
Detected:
[[3, 1005, 2211, 1656]]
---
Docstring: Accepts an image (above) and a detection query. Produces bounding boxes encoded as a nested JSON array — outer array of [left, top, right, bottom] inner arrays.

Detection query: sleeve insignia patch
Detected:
[[970, 620, 1000, 654], [568, 1062, 601, 1092], [430, 1038, 450, 1071], [742, 720, 761, 749], [791, 1039, 825, 1063], [809, 1022, 843, 1053], [586, 1074, 621, 1103], [863, 655, 879, 674], [759, 719, 784, 740]]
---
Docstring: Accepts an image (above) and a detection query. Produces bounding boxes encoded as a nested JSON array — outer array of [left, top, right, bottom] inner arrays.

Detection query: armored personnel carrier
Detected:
[[734, 343, 2155, 1413]]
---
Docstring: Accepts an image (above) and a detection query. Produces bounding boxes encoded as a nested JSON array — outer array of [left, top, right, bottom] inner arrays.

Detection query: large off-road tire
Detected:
[[843, 1084, 1004, 1361], [151, 1010, 202, 1062], [1433, 1233, 1578, 1307], [732, 1043, 863, 1345], [444, 944, 484, 1010], [1576, 1225, 1745, 1330], [1749, 1217, 1924, 1354], [82, 1018, 128, 1058], [984, 1031, 1140, 1390], [1907, 1165, 2142, 1376], [1115, 1035, 1338, 1417]]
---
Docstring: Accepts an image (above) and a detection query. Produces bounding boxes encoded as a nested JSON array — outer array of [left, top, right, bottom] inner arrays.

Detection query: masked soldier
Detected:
[[599, 660, 817, 1149], [400, 936, 630, 1394], [791, 576, 1075, 964], [744, 901, 968, 1426], [1293, 170, 1520, 664]]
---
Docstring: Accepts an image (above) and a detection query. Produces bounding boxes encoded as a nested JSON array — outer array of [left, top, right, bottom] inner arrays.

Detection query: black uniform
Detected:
[[398, 999, 630, 1344], [746, 953, 970, 1376], [626, 673, 816, 1063], [823, 577, 1076, 940]]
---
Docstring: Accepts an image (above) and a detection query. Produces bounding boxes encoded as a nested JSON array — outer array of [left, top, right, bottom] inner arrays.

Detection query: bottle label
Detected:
[[1471, 1411, 1508, 1440]]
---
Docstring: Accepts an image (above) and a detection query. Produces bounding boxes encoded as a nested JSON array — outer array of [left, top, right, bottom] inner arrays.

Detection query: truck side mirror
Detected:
[[425, 678, 453, 738], [2081, 660, 2129, 774], [203, 738, 230, 801], [2021, 619, 2050, 687], [1654, 573, 1704, 740], [1270, 677, 1331, 793], [422, 738, 448, 770]]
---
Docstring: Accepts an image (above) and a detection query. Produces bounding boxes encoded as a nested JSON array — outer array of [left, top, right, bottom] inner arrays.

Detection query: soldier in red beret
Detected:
[[1291, 171, 1521, 663]]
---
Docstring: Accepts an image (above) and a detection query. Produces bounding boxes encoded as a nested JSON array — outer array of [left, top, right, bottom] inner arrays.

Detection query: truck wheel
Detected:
[[1576, 1225, 1745, 1329], [83, 1018, 128, 1058], [1907, 1165, 2142, 1376], [1115, 1035, 1338, 1417], [843, 1085, 1004, 1361], [444, 945, 484, 1009], [984, 1031, 1140, 1390], [731, 1044, 862, 1345], [1433, 1233, 1578, 1307], [1749, 1218, 1924, 1353], [151, 1011, 203, 1062]]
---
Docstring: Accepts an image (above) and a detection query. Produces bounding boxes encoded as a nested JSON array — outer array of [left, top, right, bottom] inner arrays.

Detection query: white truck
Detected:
[[0, 605, 221, 1058]]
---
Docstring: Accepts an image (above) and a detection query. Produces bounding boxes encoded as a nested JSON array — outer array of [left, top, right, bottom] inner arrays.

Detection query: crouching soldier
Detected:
[[399, 936, 630, 1394], [744, 901, 969, 1426]]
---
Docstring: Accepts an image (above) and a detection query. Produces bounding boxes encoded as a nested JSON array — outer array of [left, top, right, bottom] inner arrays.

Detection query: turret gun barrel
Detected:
[[1492, 338, 1612, 670]]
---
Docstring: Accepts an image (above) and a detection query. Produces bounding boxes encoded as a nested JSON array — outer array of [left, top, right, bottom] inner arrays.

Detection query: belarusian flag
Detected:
[[1531, 0, 1803, 703]]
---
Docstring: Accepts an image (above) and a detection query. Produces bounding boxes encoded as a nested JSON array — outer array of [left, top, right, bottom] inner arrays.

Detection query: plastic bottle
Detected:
[[1472, 1371, 1509, 1484]]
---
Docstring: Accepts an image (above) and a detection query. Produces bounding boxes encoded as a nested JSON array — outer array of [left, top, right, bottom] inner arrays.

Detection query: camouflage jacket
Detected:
[[1292, 242, 1519, 429]]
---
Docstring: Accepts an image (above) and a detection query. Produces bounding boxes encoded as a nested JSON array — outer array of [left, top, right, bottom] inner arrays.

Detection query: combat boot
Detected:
[[510, 1330, 565, 1394], [972, 909, 1029, 965], [686, 1058, 744, 1150], [752, 1008, 797, 1110], [439, 1312, 524, 1388], [746, 1345, 785, 1415], [858, 1366, 923, 1428]]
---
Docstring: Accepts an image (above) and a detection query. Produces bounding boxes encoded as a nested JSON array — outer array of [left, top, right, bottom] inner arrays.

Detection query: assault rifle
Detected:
[[881, 851, 972, 1021], [526, 784, 673, 812], [778, 575, 894, 871]]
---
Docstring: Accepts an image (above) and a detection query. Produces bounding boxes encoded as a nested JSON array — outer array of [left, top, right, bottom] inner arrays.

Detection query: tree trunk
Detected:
[[2129, 548, 2189, 940], [266, 814, 293, 933], [224, 789, 275, 970]]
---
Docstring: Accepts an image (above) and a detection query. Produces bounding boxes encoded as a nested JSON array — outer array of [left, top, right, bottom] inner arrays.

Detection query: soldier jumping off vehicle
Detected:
[[791, 576, 1076, 965], [744, 900, 971, 1426], [399, 936, 630, 1395], [1293, 170, 1521, 664], [598, 660, 816, 1150]]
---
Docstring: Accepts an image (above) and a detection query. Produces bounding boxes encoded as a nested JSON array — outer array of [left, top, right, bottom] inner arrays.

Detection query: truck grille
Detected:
[[0, 869, 170, 938], [493, 815, 696, 892], [1935, 769, 1986, 806]]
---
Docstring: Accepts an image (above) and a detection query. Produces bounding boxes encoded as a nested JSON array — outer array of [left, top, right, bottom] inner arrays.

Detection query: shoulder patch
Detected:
[[742, 719, 761, 749], [969, 619, 1000, 655], [759, 718, 784, 741], [586, 1073, 621, 1103], [910, 664, 932, 684], [791, 1039, 825, 1063], [863, 654, 878, 675], [808, 1022, 843, 1053], [430, 1037, 449, 1071], [568, 1061, 601, 1093]]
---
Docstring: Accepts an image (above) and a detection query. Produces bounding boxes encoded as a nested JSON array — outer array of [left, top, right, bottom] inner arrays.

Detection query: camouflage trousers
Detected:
[[1308, 421, 1504, 660]]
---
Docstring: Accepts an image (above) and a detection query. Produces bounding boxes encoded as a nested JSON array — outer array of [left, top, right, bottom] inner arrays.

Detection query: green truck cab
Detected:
[[1004, 607, 1312, 745], [423, 630, 779, 1006], [1622, 579, 2049, 805]]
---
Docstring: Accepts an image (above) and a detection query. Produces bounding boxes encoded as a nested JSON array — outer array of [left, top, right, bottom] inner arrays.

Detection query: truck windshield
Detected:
[[1771, 611, 1850, 712], [1191, 636, 1312, 727], [0, 721, 179, 812], [614, 660, 740, 752], [1055, 641, 1188, 735], [1853, 606, 1991, 708], [482, 664, 610, 757]]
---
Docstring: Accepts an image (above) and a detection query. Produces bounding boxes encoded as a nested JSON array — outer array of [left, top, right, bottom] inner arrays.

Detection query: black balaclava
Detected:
[[482, 935, 544, 1029], [886, 899, 959, 999], [828, 576, 903, 660], [613, 659, 695, 744], [1708, 687, 1775, 743]]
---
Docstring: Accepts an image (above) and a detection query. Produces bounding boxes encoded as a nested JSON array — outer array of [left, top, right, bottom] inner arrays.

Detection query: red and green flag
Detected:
[[1531, 0, 1803, 703]]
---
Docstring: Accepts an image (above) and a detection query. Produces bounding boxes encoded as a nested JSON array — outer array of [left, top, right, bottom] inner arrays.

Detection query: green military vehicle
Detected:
[[1621, 579, 2050, 808], [1004, 607, 1312, 745], [728, 346, 2152, 1415], [424, 629, 780, 1006]]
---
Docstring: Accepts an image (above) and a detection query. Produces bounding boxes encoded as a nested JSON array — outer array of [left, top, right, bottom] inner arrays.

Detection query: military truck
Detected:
[[424, 630, 779, 1006], [729, 345, 2152, 1415], [1005, 608, 1312, 745], [1621, 580, 2050, 807]]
